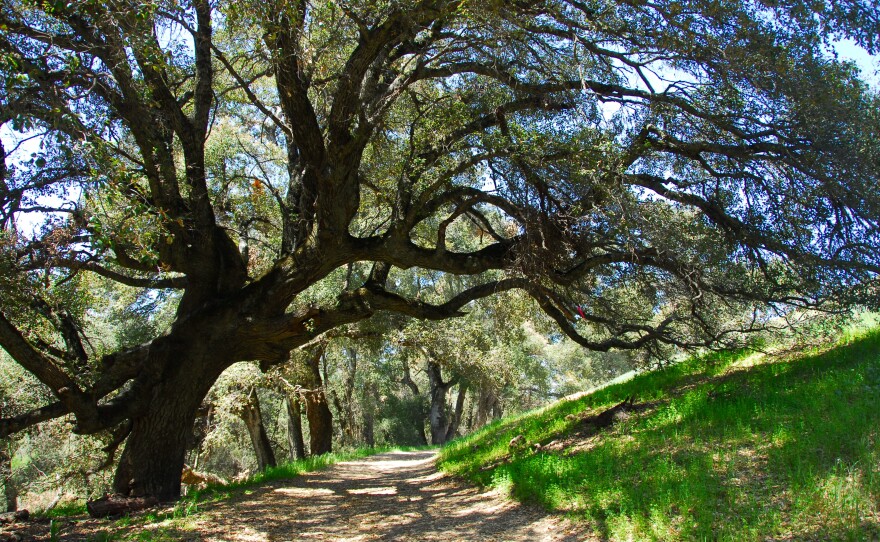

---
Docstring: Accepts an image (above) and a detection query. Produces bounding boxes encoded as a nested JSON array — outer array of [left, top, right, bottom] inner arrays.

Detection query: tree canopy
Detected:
[[1, 0, 879, 500]]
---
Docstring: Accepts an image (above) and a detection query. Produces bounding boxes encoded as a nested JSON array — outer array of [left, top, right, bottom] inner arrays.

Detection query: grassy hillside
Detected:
[[439, 330, 880, 541]]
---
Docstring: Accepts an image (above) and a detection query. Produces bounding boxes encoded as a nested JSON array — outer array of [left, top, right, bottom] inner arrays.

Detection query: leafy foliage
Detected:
[[0, 0, 878, 499]]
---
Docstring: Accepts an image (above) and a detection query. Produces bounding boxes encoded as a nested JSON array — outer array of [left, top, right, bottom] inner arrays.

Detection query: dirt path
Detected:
[[11, 451, 587, 541], [184, 450, 584, 542]]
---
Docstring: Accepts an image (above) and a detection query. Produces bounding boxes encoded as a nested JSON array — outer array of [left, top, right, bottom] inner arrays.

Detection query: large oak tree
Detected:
[[1, 0, 879, 501]]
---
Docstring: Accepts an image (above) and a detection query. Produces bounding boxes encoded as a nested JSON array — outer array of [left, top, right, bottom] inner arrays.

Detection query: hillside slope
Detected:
[[438, 331, 880, 541]]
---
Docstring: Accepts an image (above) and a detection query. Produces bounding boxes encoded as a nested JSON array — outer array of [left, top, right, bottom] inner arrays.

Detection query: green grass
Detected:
[[439, 331, 880, 541], [34, 500, 89, 519]]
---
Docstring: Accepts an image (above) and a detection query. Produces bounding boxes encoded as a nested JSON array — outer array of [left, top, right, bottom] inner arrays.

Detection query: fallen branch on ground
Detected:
[[86, 495, 158, 518]]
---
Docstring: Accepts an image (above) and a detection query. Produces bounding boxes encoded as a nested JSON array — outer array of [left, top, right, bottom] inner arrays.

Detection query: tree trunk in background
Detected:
[[426, 361, 454, 445], [361, 382, 376, 447], [304, 391, 333, 455], [340, 348, 358, 446], [475, 386, 498, 429], [239, 388, 277, 471], [4, 483, 17, 514], [189, 404, 213, 471], [493, 400, 504, 420], [304, 351, 333, 455], [445, 382, 467, 442], [399, 358, 429, 446], [417, 424, 428, 446], [331, 391, 349, 446], [286, 395, 307, 461], [1, 447, 16, 512]]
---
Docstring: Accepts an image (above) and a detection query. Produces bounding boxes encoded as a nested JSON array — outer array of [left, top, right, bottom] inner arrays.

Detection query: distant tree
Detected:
[[1, 0, 879, 502]]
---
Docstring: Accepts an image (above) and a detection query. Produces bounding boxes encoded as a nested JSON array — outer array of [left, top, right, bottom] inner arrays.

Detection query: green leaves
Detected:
[[0, 0, 877, 474]]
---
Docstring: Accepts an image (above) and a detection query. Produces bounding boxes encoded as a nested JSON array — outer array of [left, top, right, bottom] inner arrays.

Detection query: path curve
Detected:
[[190, 450, 585, 542]]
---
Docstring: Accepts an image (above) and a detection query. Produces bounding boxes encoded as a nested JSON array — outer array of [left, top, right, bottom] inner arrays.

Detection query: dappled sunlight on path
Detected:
[[194, 451, 586, 542]]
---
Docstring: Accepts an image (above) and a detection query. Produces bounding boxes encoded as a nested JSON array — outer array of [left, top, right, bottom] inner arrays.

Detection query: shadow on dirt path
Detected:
[[191, 450, 587, 541]]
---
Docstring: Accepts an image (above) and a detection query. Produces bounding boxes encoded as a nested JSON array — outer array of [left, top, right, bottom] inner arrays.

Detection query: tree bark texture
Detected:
[[361, 382, 377, 447], [239, 388, 277, 472], [285, 394, 307, 461], [304, 353, 333, 455], [0, 447, 15, 513], [475, 386, 499, 429], [112, 395, 202, 500], [427, 361, 453, 445], [111, 344, 230, 501], [445, 383, 467, 442], [305, 392, 333, 455], [339, 348, 358, 447]]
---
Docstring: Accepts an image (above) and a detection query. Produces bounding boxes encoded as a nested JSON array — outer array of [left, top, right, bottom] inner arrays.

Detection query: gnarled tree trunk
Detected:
[[304, 391, 333, 455], [110, 339, 234, 501], [475, 386, 499, 429], [113, 391, 206, 500]]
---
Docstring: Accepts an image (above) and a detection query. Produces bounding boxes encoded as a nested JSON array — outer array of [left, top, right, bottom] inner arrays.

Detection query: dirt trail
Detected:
[[186, 450, 585, 542], [12, 451, 587, 541]]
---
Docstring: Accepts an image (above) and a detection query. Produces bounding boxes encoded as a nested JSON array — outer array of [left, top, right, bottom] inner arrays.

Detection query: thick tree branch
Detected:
[[0, 402, 69, 439], [0, 312, 98, 424], [23, 258, 187, 289]]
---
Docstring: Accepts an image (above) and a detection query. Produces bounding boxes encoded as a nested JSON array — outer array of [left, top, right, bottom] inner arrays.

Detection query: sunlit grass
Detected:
[[33, 500, 89, 519], [439, 330, 880, 541]]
